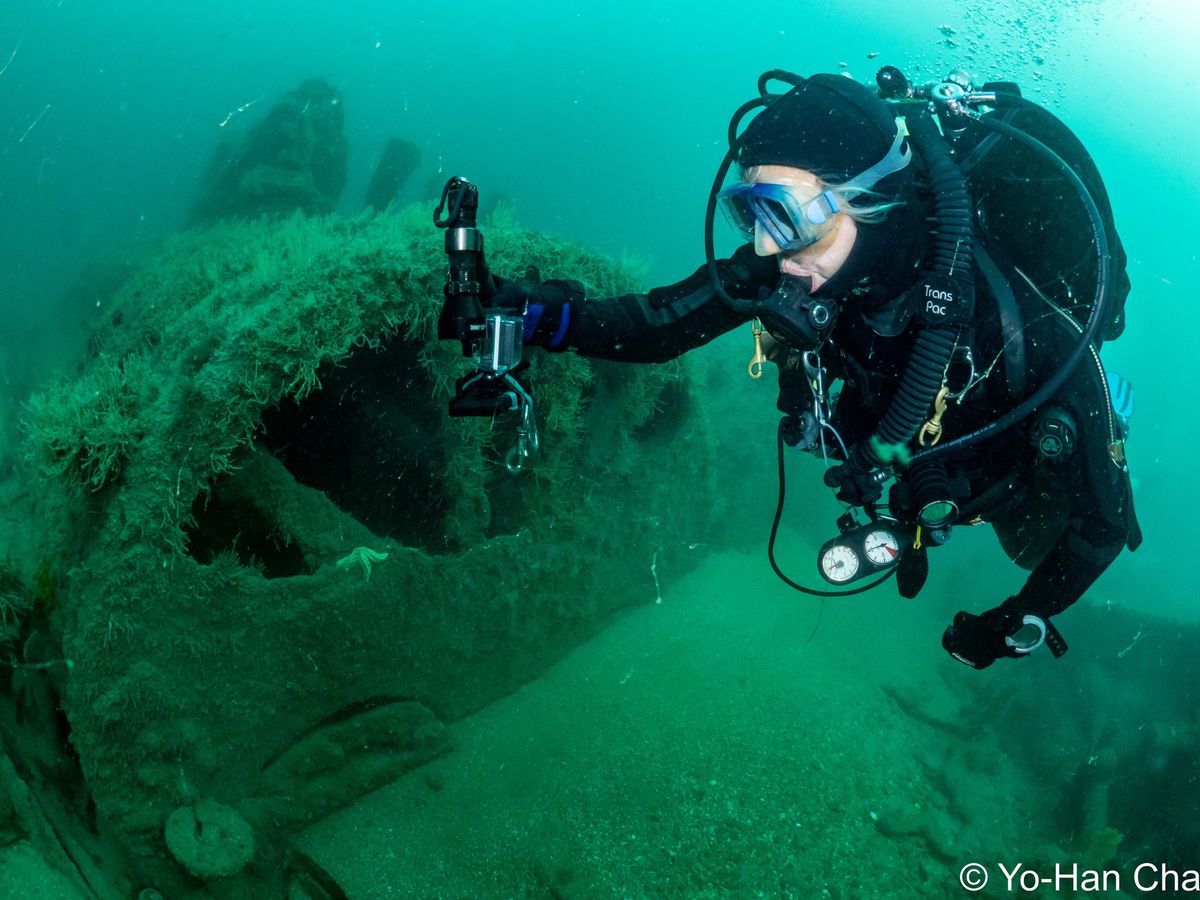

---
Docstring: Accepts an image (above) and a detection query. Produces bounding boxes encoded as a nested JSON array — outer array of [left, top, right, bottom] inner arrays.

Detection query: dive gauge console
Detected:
[[817, 522, 909, 586]]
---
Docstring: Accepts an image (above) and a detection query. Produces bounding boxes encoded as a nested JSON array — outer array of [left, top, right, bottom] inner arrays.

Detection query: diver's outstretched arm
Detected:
[[519, 243, 777, 363]]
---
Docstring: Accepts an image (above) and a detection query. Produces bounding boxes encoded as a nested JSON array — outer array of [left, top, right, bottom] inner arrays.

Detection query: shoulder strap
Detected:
[[975, 242, 1027, 402]]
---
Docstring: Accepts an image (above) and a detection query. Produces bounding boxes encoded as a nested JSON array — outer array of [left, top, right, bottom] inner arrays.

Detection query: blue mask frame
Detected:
[[718, 182, 841, 252]]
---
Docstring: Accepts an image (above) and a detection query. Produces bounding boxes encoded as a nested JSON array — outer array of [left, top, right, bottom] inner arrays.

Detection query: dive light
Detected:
[[433, 176, 539, 471]]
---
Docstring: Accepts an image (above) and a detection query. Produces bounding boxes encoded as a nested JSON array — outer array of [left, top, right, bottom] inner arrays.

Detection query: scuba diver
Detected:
[[436, 67, 1142, 670]]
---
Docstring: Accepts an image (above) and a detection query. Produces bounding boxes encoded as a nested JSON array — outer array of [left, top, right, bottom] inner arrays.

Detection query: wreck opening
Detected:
[[184, 489, 313, 578], [256, 336, 453, 553], [181, 329, 560, 571]]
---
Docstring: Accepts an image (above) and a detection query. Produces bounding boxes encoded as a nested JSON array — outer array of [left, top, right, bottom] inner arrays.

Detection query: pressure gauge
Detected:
[[864, 530, 900, 565], [820, 545, 860, 583], [817, 522, 909, 586]]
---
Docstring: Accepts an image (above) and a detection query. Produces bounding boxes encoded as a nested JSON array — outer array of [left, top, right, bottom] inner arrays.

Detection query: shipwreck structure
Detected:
[[2, 80, 721, 897]]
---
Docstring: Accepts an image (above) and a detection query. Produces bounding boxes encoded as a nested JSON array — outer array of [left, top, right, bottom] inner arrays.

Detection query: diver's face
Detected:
[[747, 165, 857, 290]]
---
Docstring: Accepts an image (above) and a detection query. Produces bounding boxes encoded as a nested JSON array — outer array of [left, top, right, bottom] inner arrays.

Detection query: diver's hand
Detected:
[[486, 274, 582, 349], [486, 277, 540, 310], [941, 603, 1025, 669]]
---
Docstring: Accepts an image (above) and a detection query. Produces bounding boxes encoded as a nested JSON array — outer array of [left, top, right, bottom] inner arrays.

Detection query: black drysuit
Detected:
[[524, 102, 1141, 627]]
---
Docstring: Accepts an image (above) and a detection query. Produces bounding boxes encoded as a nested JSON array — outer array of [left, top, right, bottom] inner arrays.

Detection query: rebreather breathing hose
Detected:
[[857, 109, 972, 471]]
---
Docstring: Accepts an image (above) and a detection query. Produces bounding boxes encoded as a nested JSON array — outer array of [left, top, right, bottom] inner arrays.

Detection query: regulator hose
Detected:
[[768, 418, 895, 598], [854, 109, 972, 472]]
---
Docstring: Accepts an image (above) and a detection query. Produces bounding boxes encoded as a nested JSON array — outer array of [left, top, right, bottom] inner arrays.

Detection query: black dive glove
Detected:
[[487, 274, 582, 351], [941, 600, 1027, 669]]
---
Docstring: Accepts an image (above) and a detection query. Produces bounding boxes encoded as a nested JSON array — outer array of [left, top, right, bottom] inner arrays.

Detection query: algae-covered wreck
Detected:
[[3, 81, 722, 898]]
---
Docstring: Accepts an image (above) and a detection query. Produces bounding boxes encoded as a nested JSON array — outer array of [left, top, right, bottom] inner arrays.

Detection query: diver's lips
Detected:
[[779, 257, 809, 277], [779, 256, 826, 290]]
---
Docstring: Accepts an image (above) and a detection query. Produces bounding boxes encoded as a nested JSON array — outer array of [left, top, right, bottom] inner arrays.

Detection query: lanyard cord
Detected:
[[766, 417, 896, 599]]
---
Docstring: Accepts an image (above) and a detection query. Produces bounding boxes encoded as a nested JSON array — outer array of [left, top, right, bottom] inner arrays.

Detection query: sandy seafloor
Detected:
[[292, 543, 1032, 899]]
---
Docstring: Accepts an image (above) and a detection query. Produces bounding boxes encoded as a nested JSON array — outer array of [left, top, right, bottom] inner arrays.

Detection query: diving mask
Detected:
[[718, 182, 841, 252], [718, 125, 912, 252]]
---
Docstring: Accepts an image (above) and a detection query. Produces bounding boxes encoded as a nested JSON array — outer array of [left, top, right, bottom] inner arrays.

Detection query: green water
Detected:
[[0, 0, 1196, 897]]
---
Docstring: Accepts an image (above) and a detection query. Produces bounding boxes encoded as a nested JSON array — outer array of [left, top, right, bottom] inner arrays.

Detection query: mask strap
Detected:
[[837, 124, 911, 195]]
